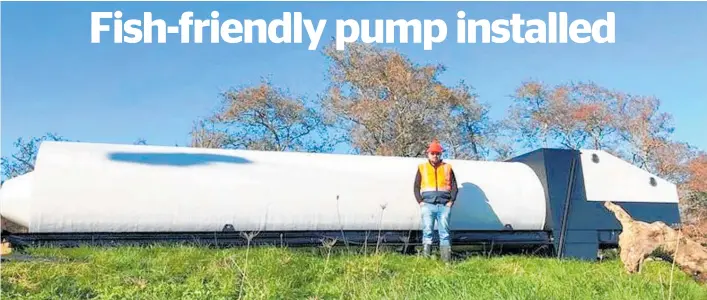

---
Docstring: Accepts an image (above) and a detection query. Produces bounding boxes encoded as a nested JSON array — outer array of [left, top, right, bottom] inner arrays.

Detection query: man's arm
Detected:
[[449, 169, 458, 204], [414, 169, 423, 203]]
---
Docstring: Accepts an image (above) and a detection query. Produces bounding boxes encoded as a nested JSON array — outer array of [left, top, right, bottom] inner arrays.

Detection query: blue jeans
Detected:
[[420, 202, 452, 247]]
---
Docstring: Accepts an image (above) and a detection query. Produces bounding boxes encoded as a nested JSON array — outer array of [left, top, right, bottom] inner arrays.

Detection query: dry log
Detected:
[[1, 239, 11, 256], [604, 201, 707, 283], [682, 220, 707, 247]]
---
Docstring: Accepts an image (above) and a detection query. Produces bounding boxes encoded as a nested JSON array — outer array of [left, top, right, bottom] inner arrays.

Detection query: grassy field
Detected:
[[1, 244, 706, 299]]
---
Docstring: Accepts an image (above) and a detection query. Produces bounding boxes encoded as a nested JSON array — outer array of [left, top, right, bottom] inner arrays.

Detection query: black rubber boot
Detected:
[[423, 244, 431, 257], [440, 246, 451, 263]]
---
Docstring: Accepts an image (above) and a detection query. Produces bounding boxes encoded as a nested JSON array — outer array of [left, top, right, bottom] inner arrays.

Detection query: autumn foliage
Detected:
[[688, 154, 707, 193], [320, 42, 502, 159], [192, 78, 336, 153], [504, 79, 705, 225], [189, 43, 707, 227]]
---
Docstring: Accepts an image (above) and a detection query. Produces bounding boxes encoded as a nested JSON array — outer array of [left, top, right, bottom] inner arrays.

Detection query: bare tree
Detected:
[[133, 138, 148, 145], [613, 94, 676, 172], [688, 153, 707, 192], [504, 80, 552, 149], [189, 118, 231, 149], [439, 91, 512, 161], [504, 80, 621, 151], [1, 133, 68, 183], [682, 153, 707, 223], [321, 42, 500, 158], [200, 77, 338, 153]]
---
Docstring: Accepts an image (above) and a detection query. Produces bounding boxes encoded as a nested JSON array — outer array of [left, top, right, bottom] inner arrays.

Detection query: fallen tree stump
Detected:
[[603, 201, 707, 283], [682, 220, 707, 247]]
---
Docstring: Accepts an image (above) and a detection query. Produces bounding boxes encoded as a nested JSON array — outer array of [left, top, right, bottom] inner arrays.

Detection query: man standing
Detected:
[[413, 140, 458, 262]]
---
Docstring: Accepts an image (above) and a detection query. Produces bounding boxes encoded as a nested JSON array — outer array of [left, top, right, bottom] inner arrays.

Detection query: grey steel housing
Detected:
[[508, 148, 681, 260]]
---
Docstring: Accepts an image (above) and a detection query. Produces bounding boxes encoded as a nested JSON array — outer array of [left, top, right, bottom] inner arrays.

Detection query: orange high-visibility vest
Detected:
[[418, 162, 453, 193]]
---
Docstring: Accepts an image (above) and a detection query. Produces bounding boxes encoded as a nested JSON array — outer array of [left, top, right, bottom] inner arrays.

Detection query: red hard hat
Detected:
[[427, 140, 443, 153]]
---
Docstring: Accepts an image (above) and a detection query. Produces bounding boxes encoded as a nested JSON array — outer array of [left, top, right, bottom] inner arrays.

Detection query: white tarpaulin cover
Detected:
[[3, 141, 552, 233]]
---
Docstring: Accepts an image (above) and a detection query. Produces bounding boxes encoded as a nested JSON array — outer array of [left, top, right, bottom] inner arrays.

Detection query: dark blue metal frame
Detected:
[[508, 148, 682, 260]]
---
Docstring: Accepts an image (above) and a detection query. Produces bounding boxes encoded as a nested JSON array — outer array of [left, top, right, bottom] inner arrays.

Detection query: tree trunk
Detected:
[[603, 201, 707, 283]]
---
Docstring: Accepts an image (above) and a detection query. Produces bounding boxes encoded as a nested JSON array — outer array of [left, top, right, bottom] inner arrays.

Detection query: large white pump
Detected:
[[2, 141, 551, 233], [1, 141, 683, 261]]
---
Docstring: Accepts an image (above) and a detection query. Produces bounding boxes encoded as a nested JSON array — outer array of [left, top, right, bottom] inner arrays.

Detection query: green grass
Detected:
[[1, 245, 705, 299]]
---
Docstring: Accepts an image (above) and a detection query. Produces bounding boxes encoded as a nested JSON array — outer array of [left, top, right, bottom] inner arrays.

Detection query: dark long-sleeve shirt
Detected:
[[413, 166, 458, 204]]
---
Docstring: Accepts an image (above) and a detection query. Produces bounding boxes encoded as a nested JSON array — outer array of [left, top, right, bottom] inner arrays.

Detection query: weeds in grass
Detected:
[[235, 231, 260, 299], [315, 237, 337, 297], [375, 203, 387, 255], [335, 195, 350, 253]]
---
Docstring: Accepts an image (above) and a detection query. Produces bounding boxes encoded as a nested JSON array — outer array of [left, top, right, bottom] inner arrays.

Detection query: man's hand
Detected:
[[446, 202, 453, 207], [419, 202, 424, 207]]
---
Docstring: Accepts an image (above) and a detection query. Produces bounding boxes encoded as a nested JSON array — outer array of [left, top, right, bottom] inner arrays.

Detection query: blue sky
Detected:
[[2, 1, 706, 158]]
